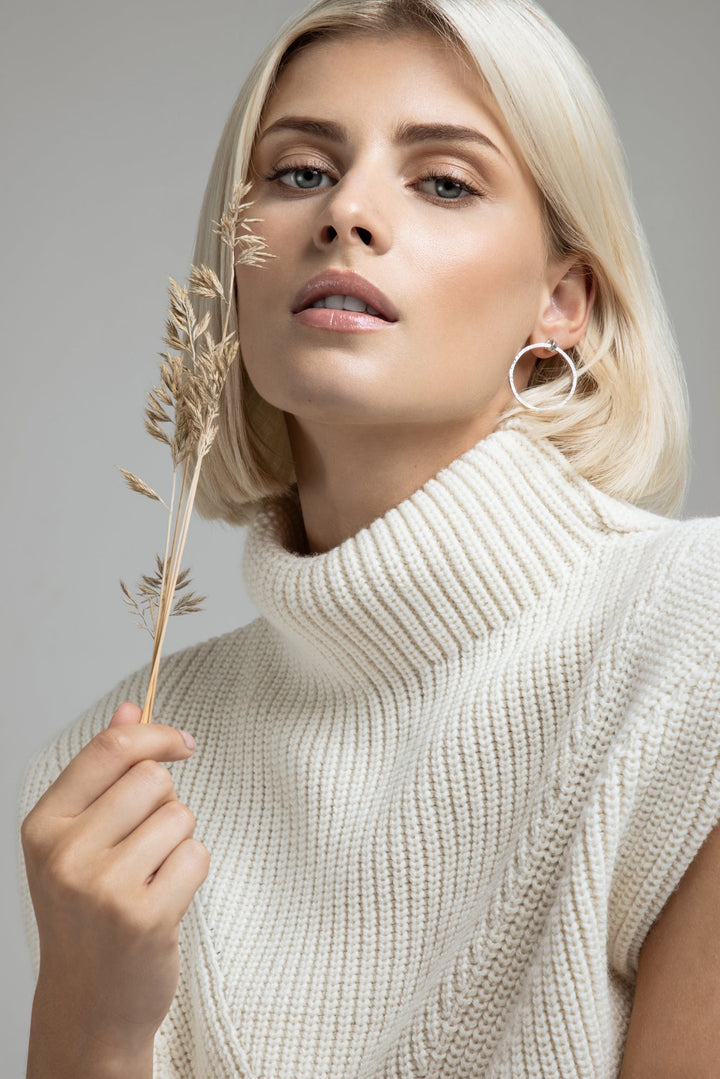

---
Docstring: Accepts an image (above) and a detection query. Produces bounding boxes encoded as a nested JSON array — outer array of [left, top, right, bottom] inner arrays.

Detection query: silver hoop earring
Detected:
[[508, 339, 578, 412]]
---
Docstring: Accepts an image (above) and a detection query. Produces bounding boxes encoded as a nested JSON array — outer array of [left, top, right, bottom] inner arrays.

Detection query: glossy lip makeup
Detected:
[[291, 269, 399, 333], [292, 306, 392, 332]]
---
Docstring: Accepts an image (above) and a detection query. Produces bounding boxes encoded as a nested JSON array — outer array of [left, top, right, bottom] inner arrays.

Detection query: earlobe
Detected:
[[533, 259, 595, 350]]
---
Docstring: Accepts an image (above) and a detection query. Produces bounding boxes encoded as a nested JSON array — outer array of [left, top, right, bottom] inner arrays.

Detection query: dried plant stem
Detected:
[[120, 179, 275, 724], [141, 456, 201, 723]]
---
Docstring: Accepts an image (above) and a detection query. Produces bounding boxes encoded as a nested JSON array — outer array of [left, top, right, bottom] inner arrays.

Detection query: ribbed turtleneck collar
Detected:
[[243, 425, 656, 687]]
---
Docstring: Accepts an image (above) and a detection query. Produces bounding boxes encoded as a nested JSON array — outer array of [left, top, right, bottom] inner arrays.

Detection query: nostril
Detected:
[[322, 225, 372, 245]]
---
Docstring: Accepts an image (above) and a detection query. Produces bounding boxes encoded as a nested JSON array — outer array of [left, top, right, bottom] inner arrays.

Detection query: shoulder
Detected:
[[568, 477, 720, 673], [19, 618, 266, 810], [516, 429, 720, 617], [577, 479, 720, 633], [644, 512, 720, 583], [629, 514, 720, 656], [605, 512, 720, 749]]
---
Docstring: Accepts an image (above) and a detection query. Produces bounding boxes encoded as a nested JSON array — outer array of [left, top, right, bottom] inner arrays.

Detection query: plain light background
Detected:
[[2, 0, 718, 1072]]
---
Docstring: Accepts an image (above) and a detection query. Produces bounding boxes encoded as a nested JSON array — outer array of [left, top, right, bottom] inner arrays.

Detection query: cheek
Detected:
[[235, 201, 301, 326], [401, 220, 547, 407], [411, 225, 545, 348], [234, 197, 284, 315], [233, 271, 272, 400], [235, 258, 282, 349]]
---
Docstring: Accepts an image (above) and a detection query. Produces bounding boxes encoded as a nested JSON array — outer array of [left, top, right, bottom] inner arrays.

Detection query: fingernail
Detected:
[[180, 730, 196, 751]]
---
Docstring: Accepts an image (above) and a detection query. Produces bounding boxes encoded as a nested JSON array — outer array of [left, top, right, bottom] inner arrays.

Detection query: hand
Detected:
[[21, 702, 210, 1075]]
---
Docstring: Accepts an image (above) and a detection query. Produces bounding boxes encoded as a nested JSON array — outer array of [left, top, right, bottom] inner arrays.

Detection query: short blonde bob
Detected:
[[191, 0, 689, 524]]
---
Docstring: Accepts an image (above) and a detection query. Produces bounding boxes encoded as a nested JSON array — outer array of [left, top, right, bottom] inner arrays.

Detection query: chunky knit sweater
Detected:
[[18, 426, 720, 1078]]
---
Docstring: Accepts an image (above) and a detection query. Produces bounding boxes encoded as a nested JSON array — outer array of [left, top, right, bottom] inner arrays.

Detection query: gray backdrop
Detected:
[[2, 0, 718, 1072]]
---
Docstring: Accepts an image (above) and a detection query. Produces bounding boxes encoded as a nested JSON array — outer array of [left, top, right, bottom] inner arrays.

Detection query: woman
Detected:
[[19, 0, 720, 1076]]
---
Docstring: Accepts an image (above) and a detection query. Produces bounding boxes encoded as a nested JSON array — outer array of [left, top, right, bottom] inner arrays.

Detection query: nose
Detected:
[[312, 170, 393, 255]]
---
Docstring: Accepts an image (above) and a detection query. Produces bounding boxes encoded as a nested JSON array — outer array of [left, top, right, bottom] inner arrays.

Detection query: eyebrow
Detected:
[[257, 116, 507, 161]]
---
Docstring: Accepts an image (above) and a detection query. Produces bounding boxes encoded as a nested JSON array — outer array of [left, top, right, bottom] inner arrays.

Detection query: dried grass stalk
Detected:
[[120, 180, 274, 723]]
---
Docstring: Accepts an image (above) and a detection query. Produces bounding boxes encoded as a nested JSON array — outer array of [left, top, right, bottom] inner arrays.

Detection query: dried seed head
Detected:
[[163, 320, 186, 354], [172, 590, 206, 616], [235, 231, 276, 268], [118, 467, 165, 505], [213, 179, 254, 248], [145, 416, 171, 447], [188, 264, 225, 302]]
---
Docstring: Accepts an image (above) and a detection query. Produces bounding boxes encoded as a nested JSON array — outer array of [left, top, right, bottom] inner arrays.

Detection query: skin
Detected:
[[618, 821, 720, 1077], [236, 30, 593, 552]]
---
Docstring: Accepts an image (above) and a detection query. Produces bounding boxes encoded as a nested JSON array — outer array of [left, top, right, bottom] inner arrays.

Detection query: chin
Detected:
[[250, 365, 405, 425]]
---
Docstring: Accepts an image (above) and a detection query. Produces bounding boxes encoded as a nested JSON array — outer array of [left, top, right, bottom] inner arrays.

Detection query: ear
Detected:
[[530, 257, 595, 353]]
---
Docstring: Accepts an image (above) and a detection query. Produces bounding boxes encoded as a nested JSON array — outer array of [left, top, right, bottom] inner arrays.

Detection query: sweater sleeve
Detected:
[[606, 517, 720, 983]]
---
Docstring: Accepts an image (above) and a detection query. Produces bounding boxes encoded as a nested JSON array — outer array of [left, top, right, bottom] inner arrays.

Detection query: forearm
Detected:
[[27, 978, 154, 1079]]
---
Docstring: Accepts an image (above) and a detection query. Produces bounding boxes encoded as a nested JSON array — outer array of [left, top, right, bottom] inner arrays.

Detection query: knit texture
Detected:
[[18, 425, 720, 1078]]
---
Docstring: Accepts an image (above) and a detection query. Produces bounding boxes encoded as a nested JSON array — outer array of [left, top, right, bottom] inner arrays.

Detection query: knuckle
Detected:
[[165, 799, 195, 830], [92, 727, 133, 761], [185, 837, 211, 873], [133, 759, 174, 796]]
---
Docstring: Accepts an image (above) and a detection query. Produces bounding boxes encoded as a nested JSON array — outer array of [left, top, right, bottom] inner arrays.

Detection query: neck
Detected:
[[285, 414, 500, 553]]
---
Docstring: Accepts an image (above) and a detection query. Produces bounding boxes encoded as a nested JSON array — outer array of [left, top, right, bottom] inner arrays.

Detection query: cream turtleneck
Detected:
[[245, 424, 660, 684], [19, 426, 720, 1078]]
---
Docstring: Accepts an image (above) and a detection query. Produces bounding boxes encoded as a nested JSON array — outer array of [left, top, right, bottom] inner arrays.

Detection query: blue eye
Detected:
[[416, 173, 481, 201], [267, 166, 333, 189]]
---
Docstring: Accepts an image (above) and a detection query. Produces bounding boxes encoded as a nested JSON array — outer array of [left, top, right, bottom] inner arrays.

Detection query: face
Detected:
[[236, 30, 561, 438]]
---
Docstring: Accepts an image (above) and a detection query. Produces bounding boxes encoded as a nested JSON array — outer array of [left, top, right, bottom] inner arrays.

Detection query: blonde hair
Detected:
[[191, 0, 689, 524]]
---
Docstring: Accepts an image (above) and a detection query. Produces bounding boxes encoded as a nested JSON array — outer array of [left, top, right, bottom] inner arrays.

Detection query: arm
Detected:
[[619, 818, 720, 1079]]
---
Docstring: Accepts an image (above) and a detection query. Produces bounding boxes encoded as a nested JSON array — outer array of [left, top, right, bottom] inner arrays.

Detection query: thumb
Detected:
[[109, 700, 143, 727]]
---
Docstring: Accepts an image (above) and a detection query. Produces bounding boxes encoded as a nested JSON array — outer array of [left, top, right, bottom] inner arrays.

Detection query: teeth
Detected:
[[326, 293, 359, 311], [310, 294, 382, 316]]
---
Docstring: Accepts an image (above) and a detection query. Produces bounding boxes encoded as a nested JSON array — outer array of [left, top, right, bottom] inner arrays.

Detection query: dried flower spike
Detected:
[[120, 181, 272, 723]]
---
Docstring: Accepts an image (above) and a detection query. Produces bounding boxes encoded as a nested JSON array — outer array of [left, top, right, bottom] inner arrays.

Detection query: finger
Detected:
[[72, 758, 179, 851], [34, 722, 196, 820], [147, 837, 210, 923], [108, 701, 143, 727], [112, 799, 197, 886]]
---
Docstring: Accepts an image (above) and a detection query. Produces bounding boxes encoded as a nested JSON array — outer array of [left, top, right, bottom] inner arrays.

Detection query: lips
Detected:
[[291, 270, 399, 323]]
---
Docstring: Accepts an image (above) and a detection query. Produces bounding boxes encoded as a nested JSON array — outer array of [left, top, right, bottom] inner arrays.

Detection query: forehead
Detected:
[[259, 29, 509, 144]]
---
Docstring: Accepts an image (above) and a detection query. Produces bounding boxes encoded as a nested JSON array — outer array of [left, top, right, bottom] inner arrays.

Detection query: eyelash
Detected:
[[262, 161, 484, 205]]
